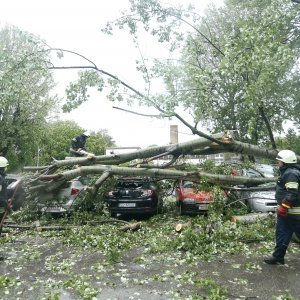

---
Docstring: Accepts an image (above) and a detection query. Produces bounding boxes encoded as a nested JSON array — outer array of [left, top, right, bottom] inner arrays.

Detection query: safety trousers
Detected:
[[273, 216, 300, 259]]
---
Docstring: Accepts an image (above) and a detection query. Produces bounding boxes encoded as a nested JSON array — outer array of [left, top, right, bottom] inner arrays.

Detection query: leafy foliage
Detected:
[[0, 276, 16, 289], [35, 121, 115, 165], [86, 129, 116, 155], [63, 70, 104, 113], [72, 176, 117, 213], [37, 120, 84, 164], [0, 25, 58, 169], [275, 129, 300, 155], [100, 0, 300, 147], [4, 200, 298, 298]]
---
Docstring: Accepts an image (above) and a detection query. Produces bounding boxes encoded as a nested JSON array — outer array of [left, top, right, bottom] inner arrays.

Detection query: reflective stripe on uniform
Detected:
[[289, 207, 300, 214], [0, 185, 2, 191], [285, 182, 299, 189]]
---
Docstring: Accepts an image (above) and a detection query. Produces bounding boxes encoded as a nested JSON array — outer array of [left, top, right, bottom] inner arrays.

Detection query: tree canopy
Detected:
[[2, 1, 300, 171], [0, 26, 116, 170], [35, 121, 116, 166], [69, 0, 299, 149], [0, 25, 58, 168]]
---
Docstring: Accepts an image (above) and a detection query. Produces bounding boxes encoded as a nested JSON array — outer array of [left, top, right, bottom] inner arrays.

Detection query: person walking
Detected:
[[264, 149, 300, 265]]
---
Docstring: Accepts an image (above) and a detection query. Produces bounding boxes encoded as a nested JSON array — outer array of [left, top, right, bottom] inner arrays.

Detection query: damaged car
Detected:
[[237, 166, 277, 213], [37, 176, 88, 214], [175, 180, 213, 215], [105, 177, 163, 218]]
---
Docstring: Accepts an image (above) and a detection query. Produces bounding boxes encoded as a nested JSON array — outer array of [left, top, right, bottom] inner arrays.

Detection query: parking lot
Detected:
[[1, 212, 300, 300]]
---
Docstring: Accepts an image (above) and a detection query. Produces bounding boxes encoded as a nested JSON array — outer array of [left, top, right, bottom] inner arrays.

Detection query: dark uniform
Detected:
[[0, 170, 8, 235], [267, 164, 300, 263], [70, 134, 89, 157]]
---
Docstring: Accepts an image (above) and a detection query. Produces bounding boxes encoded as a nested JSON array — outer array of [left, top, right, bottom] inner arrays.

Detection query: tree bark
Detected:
[[175, 221, 192, 232], [258, 105, 277, 150], [22, 131, 299, 203], [119, 222, 142, 232], [231, 213, 275, 224]]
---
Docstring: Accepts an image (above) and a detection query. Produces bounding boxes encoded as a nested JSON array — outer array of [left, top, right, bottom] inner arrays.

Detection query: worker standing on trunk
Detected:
[[264, 150, 300, 265], [70, 131, 94, 158]]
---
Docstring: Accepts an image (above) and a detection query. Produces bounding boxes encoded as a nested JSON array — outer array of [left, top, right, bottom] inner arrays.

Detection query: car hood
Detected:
[[248, 190, 276, 200], [183, 191, 213, 202]]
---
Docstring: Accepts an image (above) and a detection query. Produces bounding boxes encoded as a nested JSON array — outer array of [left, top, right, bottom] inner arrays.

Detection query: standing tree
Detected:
[[84, 0, 299, 149], [2, 2, 299, 199], [37, 120, 85, 164], [36, 121, 116, 165], [0, 25, 58, 169]]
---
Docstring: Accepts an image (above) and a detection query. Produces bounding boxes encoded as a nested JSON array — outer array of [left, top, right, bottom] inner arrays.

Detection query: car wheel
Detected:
[[109, 210, 116, 218]]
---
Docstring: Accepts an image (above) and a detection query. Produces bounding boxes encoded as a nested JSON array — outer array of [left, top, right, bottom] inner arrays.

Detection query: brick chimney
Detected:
[[170, 125, 178, 144]]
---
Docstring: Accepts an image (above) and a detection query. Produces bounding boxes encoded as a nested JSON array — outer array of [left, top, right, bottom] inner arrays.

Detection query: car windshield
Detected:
[[245, 168, 263, 178], [182, 181, 194, 188], [115, 177, 153, 189], [244, 165, 275, 178], [254, 164, 275, 177], [116, 181, 145, 189]]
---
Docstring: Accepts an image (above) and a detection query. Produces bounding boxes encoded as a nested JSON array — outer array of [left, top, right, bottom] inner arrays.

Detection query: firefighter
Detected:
[[70, 131, 94, 158], [264, 150, 300, 265], [0, 156, 10, 238]]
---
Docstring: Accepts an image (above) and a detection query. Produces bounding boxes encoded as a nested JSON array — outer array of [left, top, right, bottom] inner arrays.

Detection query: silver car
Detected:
[[242, 187, 277, 213], [38, 176, 87, 214], [239, 165, 277, 213]]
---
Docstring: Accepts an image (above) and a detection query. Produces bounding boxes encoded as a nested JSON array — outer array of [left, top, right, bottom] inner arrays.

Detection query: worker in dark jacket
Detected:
[[0, 156, 10, 236], [70, 131, 93, 157], [264, 150, 300, 265]]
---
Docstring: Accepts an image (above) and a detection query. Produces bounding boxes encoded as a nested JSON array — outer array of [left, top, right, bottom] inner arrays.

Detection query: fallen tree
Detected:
[[20, 130, 287, 204]]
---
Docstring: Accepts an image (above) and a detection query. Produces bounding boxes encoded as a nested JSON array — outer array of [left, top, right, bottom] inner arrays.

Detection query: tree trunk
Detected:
[[231, 213, 275, 224], [175, 221, 192, 232], [21, 131, 300, 203], [119, 222, 142, 232]]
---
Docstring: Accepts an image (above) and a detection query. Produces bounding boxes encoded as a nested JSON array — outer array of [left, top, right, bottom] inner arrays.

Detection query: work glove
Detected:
[[7, 200, 12, 210], [277, 205, 288, 218], [277, 200, 292, 218], [87, 153, 95, 160]]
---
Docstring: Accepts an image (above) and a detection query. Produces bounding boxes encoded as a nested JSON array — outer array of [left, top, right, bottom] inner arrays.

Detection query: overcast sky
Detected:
[[0, 0, 222, 148]]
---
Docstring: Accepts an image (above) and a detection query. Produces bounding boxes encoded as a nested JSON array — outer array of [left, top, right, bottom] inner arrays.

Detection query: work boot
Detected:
[[264, 255, 285, 265]]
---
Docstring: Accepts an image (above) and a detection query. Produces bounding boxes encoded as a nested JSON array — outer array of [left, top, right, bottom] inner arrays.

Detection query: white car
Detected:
[[38, 176, 88, 214], [238, 165, 277, 213], [242, 187, 277, 213]]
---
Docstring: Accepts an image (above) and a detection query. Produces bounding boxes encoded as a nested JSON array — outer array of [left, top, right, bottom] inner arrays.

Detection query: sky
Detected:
[[0, 0, 222, 148]]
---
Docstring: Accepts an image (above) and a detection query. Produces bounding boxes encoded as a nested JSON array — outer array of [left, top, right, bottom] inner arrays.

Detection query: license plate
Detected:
[[118, 203, 136, 208], [198, 204, 209, 210]]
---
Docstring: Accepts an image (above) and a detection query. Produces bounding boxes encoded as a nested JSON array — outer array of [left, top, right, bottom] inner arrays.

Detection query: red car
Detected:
[[175, 180, 213, 215]]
